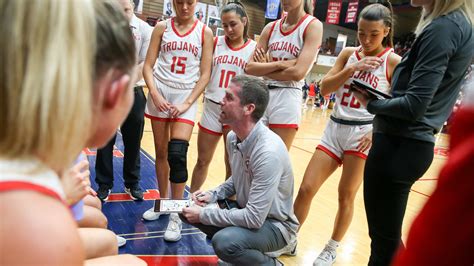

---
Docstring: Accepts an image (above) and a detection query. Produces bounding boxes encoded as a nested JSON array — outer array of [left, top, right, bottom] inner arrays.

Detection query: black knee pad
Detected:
[[168, 139, 189, 183]]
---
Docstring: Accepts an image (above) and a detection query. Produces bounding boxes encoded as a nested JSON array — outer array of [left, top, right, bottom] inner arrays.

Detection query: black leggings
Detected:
[[364, 133, 434, 266]]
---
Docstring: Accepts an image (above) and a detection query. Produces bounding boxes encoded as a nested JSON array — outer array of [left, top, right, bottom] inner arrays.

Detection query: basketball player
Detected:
[[190, 2, 256, 192], [293, 3, 401, 265], [245, 0, 323, 150], [142, 0, 213, 243]]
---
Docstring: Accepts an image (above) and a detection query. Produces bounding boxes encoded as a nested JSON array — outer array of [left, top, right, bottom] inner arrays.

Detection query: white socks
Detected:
[[327, 239, 339, 250]]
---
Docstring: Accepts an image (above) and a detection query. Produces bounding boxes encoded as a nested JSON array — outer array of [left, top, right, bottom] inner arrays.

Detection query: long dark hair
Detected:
[[221, 1, 250, 40], [303, 0, 313, 15], [359, 1, 394, 47]]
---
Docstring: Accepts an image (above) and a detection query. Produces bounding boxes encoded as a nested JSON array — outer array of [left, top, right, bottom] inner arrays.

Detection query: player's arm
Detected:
[[245, 22, 291, 76], [143, 21, 168, 109], [319, 47, 358, 96], [386, 52, 402, 86], [184, 26, 214, 105], [0, 192, 85, 265], [264, 20, 323, 81]]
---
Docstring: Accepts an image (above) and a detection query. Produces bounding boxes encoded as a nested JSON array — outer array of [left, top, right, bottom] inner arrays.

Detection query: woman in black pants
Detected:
[[352, 0, 473, 265]]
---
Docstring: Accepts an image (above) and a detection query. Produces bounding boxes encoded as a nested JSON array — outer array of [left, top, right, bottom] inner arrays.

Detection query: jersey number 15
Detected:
[[171, 56, 187, 74]]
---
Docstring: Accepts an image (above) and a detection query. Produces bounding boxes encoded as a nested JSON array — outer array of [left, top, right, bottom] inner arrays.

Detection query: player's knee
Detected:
[[168, 139, 189, 183]]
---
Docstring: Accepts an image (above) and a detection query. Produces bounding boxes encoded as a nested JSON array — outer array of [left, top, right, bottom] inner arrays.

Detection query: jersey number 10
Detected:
[[219, 70, 236, 88]]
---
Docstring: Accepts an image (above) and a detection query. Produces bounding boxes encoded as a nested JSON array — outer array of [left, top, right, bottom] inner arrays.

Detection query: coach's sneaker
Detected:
[[313, 245, 337, 266], [265, 238, 297, 258], [97, 186, 111, 202], [125, 186, 144, 201], [116, 236, 127, 248], [142, 207, 161, 221], [164, 213, 182, 242]]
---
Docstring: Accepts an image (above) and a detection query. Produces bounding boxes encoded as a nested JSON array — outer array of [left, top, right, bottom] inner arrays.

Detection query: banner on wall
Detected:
[[326, 0, 342, 24], [345, 0, 359, 23], [265, 0, 280, 19]]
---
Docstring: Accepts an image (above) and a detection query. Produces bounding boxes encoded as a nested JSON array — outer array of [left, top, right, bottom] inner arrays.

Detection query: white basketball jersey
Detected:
[[153, 18, 206, 89], [205, 37, 257, 102], [332, 47, 393, 121], [267, 14, 317, 89]]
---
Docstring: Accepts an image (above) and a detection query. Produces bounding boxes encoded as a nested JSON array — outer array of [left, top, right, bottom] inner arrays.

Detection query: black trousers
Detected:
[[95, 86, 146, 189], [364, 133, 434, 266]]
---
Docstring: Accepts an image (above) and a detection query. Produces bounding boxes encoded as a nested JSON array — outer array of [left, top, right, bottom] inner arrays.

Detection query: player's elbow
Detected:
[[244, 63, 257, 76], [289, 69, 306, 81]]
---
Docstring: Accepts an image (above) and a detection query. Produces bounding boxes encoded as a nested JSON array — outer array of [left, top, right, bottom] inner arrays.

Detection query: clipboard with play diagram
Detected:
[[351, 80, 392, 99]]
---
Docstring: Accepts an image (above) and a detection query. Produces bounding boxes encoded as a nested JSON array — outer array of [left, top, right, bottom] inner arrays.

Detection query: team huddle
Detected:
[[1, 0, 472, 265]]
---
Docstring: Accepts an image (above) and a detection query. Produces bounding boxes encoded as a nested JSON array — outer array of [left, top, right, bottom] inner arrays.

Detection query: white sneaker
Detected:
[[142, 207, 161, 221], [265, 239, 297, 258], [164, 213, 182, 242], [313, 245, 337, 266], [116, 236, 126, 248]]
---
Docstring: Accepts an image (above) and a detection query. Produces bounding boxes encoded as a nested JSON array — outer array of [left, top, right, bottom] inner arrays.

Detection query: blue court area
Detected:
[[87, 133, 218, 265]]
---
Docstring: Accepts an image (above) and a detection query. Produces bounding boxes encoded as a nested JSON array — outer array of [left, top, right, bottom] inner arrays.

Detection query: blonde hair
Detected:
[[0, 0, 96, 171], [415, 0, 473, 36]]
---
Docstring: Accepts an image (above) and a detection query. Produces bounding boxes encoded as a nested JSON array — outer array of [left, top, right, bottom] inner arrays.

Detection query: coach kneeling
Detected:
[[182, 75, 299, 265]]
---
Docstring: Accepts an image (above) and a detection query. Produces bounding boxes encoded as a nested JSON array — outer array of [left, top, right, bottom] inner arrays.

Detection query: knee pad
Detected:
[[168, 139, 189, 183]]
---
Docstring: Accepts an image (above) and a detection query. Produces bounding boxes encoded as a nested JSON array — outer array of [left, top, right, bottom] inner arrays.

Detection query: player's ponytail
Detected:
[[303, 0, 313, 15]]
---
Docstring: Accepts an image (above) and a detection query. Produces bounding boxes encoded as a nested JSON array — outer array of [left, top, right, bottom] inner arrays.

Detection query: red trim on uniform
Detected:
[[385, 51, 392, 85], [223, 124, 230, 130], [376, 47, 391, 58], [198, 123, 223, 136], [268, 21, 278, 41], [344, 150, 368, 160], [302, 18, 317, 41], [269, 123, 299, 129], [225, 37, 252, 52], [356, 46, 391, 61], [0, 181, 62, 201], [201, 24, 206, 46], [145, 113, 195, 126], [171, 18, 199, 38], [213, 36, 219, 52], [355, 47, 362, 61], [316, 145, 343, 165], [279, 14, 310, 36]]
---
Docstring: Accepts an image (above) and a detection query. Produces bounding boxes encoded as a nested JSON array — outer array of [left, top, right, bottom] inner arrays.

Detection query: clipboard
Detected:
[[153, 199, 193, 213], [351, 80, 392, 99]]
